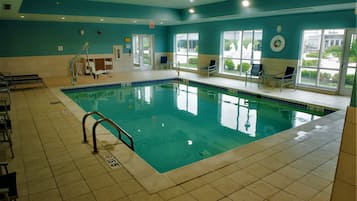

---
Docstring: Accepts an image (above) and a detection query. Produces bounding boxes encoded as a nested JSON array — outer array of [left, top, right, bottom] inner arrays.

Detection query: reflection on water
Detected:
[[64, 81, 323, 173]]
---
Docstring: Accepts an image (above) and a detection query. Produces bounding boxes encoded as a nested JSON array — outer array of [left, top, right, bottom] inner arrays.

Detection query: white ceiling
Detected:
[[89, 0, 227, 9]]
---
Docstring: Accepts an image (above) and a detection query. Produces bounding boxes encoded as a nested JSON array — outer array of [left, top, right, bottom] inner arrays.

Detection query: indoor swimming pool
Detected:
[[63, 79, 329, 173]]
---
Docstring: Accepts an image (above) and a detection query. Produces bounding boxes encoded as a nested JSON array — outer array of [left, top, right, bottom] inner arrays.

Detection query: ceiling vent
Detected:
[[3, 3, 11, 10]]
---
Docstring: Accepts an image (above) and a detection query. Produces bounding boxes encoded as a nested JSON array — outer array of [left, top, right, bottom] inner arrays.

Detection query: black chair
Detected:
[[0, 162, 17, 201], [0, 73, 45, 88], [201, 60, 216, 77], [245, 64, 263, 86], [273, 66, 296, 91], [160, 56, 168, 69]]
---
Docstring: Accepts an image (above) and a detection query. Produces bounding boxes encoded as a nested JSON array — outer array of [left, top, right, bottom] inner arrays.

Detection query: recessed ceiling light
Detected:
[[190, 0, 194, 2], [242, 0, 250, 7], [100, 18, 104, 22], [20, 15, 24, 18], [60, 17, 65, 20], [133, 20, 137, 23], [189, 8, 195, 14]]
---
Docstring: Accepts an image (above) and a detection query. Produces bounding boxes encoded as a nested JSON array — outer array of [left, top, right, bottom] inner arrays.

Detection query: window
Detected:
[[298, 29, 345, 89], [221, 30, 263, 76], [174, 33, 199, 69]]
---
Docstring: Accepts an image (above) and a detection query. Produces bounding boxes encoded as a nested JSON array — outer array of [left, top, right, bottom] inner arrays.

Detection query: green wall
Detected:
[[169, 10, 355, 59], [0, 21, 168, 57]]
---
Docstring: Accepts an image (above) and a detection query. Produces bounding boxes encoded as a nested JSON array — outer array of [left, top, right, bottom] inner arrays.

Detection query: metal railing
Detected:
[[82, 111, 134, 153]]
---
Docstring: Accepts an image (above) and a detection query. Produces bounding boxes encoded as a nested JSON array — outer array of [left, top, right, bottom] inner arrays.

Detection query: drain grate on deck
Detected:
[[103, 154, 121, 169]]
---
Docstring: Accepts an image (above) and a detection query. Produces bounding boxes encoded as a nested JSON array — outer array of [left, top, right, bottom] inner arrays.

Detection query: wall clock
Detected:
[[270, 35, 285, 52]]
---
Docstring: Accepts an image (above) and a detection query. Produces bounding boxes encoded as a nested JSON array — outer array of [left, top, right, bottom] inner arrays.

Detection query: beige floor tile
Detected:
[[93, 184, 126, 201], [258, 157, 286, 171], [51, 161, 78, 176], [59, 180, 91, 200], [309, 190, 331, 201], [168, 194, 197, 201], [28, 189, 62, 201], [284, 181, 319, 200], [262, 172, 294, 189], [268, 191, 303, 201], [128, 191, 163, 201], [200, 171, 225, 183], [229, 170, 259, 187], [27, 177, 57, 194], [65, 193, 97, 201], [109, 168, 133, 183], [210, 177, 243, 196], [276, 165, 306, 180], [158, 186, 186, 200], [79, 163, 108, 178], [25, 167, 53, 182], [86, 173, 116, 191], [243, 163, 273, 179], [298, 173, 331, 191], [118, 178, 143, 194], [217, 164, 240, 176], [190, 184, 224, 201], [246, 180, 280, 199], [180, 178, 206, 192], [55, 170, 84, 187], [228, 188, 265, 201]]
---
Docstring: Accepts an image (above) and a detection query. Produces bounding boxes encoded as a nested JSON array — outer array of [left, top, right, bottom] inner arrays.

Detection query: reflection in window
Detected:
[[137, 86, 152, 104], [221, 30, 263, 76], [175, 33, 199, 69], [219, 94, 256, 136], [177, 84, 198, 115], [293, 111, 319, 127], [298, 29, 345, 89]]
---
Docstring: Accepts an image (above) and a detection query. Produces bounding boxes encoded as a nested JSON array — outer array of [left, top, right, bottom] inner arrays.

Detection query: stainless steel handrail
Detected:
[[92, 118, 134, 153], [82, 111, 134, 153]]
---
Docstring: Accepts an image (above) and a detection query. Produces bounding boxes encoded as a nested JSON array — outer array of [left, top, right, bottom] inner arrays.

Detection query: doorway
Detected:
[[133, 34, 154, 69]]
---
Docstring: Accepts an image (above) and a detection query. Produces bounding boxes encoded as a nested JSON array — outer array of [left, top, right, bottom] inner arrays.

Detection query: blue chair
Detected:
[[160, 56, 168, 69], [245, 64, 263, 86]]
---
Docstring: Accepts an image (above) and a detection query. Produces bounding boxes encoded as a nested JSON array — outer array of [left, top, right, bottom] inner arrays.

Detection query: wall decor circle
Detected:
[[270, 35, 285, 52]]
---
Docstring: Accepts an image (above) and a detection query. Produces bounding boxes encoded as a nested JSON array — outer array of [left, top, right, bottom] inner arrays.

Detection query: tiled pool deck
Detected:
[[1, 70, 351, 201]]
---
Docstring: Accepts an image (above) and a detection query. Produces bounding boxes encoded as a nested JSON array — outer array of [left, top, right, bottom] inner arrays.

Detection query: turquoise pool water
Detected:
[[63, 79, 325, 173]]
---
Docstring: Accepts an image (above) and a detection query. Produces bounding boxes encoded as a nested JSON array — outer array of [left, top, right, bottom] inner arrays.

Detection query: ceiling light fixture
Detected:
[[242, 0, 250, 7], [100, 18, 104, 22], [20, 15, 24, 18], [189, 8, 195, 14], [190, 0, 194, 2], [60, 17, 65, 20]]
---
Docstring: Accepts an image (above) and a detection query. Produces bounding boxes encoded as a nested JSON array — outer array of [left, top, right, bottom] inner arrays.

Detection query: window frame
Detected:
[[220, 29, 263, 76], [174, 33, 199, 69]]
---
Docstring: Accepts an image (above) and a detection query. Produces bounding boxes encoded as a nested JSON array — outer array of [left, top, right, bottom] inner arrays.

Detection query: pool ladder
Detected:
[[82, 111, 134, 153]]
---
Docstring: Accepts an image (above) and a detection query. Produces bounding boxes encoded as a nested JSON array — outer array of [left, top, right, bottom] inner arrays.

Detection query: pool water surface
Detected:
[[63, 80, 325, 173]]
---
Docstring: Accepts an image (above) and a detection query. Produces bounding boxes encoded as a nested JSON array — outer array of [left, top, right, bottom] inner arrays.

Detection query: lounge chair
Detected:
[[201, 60, 216, 77], [272, 66, 297, 91], [0, 162, 17, 201], [0, 73, 45, 88], [245, 64, 263, 87]]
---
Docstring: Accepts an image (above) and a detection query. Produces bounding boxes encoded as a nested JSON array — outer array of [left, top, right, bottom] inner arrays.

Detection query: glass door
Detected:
[[339, 30, 357, 95], [132, 34, 153, 68]]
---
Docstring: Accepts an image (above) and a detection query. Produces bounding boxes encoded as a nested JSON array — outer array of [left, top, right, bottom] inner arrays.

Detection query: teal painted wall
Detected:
[[0, 21, 168, 57], [169, 10, 355, 59]]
